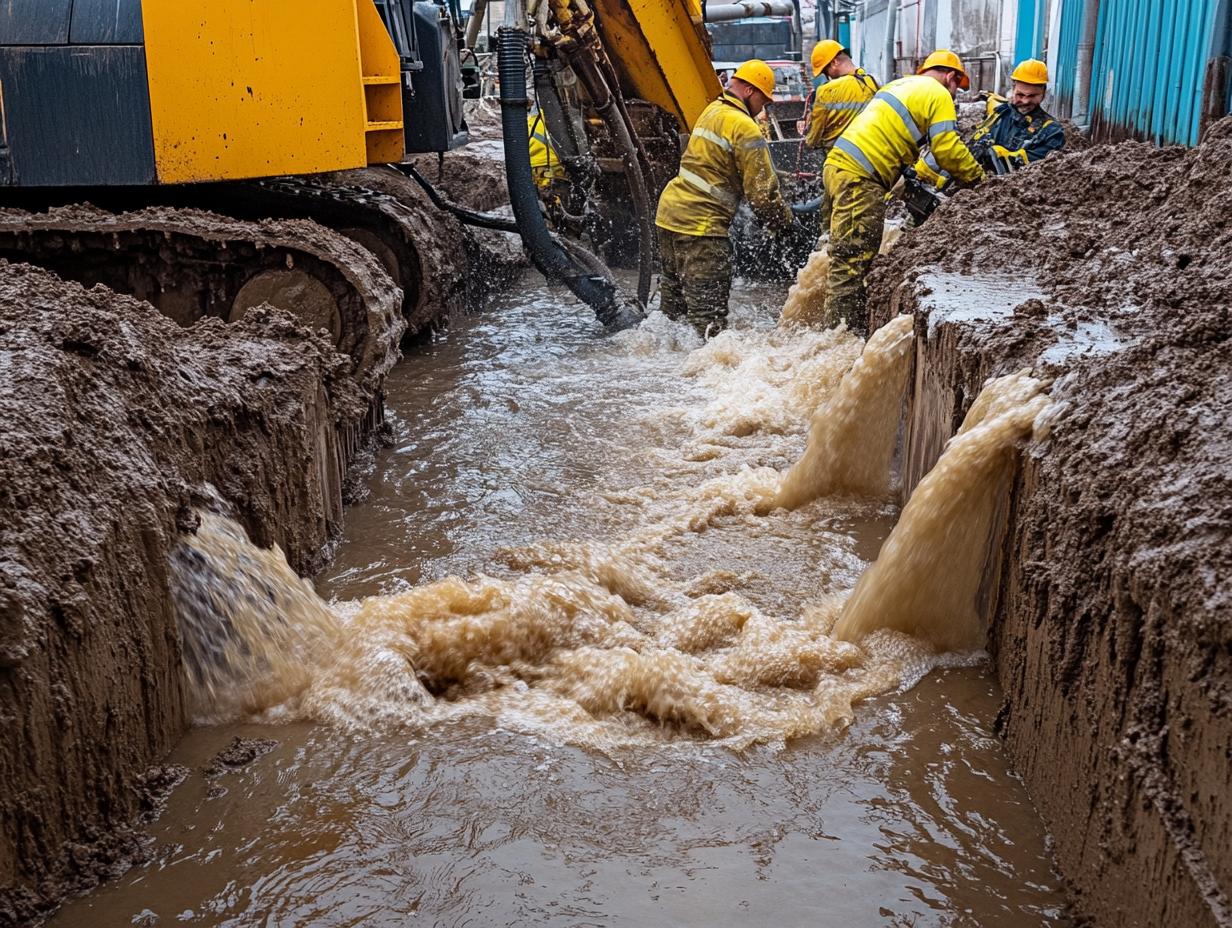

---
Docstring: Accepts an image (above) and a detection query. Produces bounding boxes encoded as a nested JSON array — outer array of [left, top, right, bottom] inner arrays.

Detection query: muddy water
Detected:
[[51, 274, 1068, 926]]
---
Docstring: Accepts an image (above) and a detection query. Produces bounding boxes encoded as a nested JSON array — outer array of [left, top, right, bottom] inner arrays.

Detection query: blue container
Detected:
[[1015, 0, 1048, 61]]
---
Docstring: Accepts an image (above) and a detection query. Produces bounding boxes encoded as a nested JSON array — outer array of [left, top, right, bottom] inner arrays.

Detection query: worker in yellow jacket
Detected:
[[528, 111, 566, 188], [655, 59, 793, 335], [804, 40, 879, 229], [824, 50, 984, 334]]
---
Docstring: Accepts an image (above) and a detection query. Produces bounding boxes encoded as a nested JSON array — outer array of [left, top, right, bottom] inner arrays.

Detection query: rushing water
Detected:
[[50, 273, 1068, 926]]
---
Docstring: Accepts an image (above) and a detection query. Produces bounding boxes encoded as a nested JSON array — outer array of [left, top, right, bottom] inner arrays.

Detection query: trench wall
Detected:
[[874, 275, 1232, 928], [0, 263, 384, 925]]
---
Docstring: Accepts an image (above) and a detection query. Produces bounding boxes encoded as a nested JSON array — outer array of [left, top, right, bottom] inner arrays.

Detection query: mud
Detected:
[[867, 117, 1232, 927], [0, 205, 403, 415], [323, 166, 525, 316], [0, 261, 396, 925], [203, 738, 277, 778]]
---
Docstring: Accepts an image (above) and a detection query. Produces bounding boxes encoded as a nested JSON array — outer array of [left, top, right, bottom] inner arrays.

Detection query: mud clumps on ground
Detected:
[[869, 117, 1232, 927], [203, 737, 277, 778], [0, 263, 386, 924]]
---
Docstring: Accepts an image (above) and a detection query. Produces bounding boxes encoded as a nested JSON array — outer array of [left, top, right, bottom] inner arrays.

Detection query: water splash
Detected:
[[169, 310, 1046, 749], [832, 370, 1052, 651], [774, 314, 915, 509], [778, 222, 905, 329]]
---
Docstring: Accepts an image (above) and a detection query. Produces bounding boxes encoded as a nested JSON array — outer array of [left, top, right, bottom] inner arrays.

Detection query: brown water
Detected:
[[50, 275, 1068, 926]]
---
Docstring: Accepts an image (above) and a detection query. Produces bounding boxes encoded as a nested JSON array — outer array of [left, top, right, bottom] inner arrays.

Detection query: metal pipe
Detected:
[[566, 51, 654, 307], [504, 0, 526, 29], [532, 59, 595, 183], [464, 0, 490, 49], [883, 0, 899, 81], [496, 27, 643, 330], [1073, 0, 1101, 129], [703, 1, 795, 23]]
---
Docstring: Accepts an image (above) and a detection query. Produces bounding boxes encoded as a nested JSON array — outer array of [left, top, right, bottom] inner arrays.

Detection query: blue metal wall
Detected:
[[1089, 0, 1225, 144], [1015, 0, 1048, 60]]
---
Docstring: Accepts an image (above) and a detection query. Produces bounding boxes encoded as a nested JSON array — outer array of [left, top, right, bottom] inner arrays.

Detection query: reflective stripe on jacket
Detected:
[[804, 69, 879, 152], [655, 91, 791, 237], [828, 75, 983, 188], [529, 113, 566, 186], [973, 101, 1065, 163]]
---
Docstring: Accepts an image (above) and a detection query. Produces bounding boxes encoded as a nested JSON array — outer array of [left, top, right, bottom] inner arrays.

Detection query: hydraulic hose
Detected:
[[572, 53, 655, 307], [398, 164, 522, 233], [496, 26, 643, 331], [400, 163, 613, 276]]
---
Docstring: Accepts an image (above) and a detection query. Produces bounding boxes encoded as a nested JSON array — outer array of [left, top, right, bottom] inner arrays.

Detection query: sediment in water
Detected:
[[867, 117, 1232, 927]]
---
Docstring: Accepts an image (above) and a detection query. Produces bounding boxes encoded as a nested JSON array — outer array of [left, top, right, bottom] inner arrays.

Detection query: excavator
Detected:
[[0, 0, 722, 358]]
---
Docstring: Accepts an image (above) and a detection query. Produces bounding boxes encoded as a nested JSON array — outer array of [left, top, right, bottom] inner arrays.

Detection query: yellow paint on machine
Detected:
[[141, 0, 404, 184], [591, 0, 721, 131]]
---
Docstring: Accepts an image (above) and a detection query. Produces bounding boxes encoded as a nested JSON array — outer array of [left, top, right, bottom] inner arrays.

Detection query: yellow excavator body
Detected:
[[141, 0, 404, 184], [589, 0, 722, 130]]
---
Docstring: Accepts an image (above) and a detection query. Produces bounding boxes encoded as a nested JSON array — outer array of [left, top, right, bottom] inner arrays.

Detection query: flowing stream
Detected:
[[50, 274, 1068, 927]]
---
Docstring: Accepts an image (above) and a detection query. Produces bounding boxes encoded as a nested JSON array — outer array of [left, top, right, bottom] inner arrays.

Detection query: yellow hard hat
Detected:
[[810, 39, 846, 77], [917, 49, 970, 90], [732, 59, 776, 99], [1011, 58, 1049, 85]]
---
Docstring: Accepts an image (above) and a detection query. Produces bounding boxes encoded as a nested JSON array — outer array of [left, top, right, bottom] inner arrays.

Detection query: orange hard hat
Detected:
[[732, 59, 776, 99], [1011, 58, 1049, 85], [810, 39, 846, 77], [917, 49, 970, 90]]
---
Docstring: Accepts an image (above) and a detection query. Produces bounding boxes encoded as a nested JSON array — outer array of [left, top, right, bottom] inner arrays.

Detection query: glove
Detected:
[[992, 144, 1029, 167]]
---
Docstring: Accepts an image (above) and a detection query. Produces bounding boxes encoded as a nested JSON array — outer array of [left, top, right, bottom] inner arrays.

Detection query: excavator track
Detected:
[[0, 204, 404, 472], [174, 168, 475, 335]]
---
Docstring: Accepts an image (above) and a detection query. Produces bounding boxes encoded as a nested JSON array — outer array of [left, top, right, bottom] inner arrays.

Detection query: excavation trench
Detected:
[[38, 274, 1070, 927], [6, 121, 1230, 927]]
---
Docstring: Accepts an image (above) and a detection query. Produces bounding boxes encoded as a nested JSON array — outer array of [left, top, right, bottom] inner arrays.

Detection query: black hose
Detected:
[[401, 162, 612, 274], [398, 163, 522, 233], [497, 27, 643, 331]]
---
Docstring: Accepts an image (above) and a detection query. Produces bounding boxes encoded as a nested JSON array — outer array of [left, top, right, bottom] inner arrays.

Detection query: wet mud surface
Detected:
[[0, 262, 395, 925], [869, 117, 1232, 927]]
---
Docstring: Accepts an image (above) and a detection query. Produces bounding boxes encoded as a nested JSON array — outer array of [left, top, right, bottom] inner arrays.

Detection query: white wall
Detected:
[[851, 0, 1014, 91]]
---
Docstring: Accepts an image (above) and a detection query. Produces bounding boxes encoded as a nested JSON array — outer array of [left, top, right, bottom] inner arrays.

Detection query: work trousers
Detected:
[[823, 163, 886, 336], [656, 227, 733, 336]]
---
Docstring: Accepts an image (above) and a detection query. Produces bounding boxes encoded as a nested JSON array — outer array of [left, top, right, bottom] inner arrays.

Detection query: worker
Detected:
[[824, 50, 984, 334], [804, 41, 879, 153], [973, 59, 1065, 167], [802, 41, 879, 230], [655, 59, 793, 336], [918, 58, 1064, 186], [528, 111, 566, 189]]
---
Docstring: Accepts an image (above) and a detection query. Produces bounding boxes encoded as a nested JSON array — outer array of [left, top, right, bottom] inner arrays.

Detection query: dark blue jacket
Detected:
[[975, 101, 1065, 162]]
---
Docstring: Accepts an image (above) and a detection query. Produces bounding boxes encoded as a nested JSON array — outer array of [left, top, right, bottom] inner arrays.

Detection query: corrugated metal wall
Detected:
[[1089, 0, 1224, 144], [1051, 0, 1087, 110], [1014, 0, 1047, 59]]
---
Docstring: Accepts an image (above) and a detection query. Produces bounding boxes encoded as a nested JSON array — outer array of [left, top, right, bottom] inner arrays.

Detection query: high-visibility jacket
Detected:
[[916, 96, 1065, 187], [804, 69, 879, 152], [529, 113, 566, 187], [828, 75, 983, 189], [973, 99, 1065, 164], [655, 91, 792, 237]]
